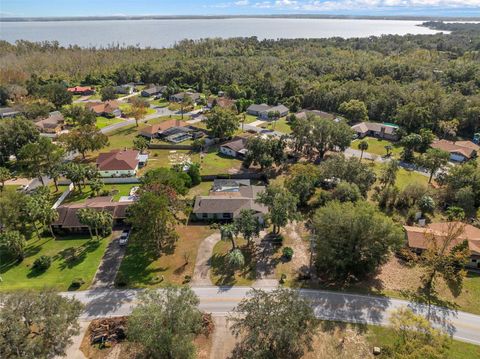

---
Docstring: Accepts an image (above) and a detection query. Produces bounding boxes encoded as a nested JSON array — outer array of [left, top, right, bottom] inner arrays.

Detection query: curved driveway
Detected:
[[62, 286, 480, 346]]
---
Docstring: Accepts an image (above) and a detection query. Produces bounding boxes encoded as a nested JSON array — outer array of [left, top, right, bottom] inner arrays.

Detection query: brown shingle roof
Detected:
[[86, 100, 119, 115], [53, 196, 131, 228], [221, 137, 248, 152], [404, 222, 480, 256], [351, 122, 398, 135], [431, 139, 479, 159], [35, 111, 64, 130], [139, 119, 188, 136], [96, 149, 139, 171], [193, 186, 267, 216]]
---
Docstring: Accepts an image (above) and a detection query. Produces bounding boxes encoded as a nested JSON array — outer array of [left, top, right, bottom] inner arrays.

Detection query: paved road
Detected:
[[62, 286, 480, 345], [90, 230, 126, 289], [100, 107, 175, 134]]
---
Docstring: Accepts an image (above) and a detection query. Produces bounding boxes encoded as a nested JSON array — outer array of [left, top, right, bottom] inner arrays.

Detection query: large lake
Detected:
[[0, 18, 443, 48]]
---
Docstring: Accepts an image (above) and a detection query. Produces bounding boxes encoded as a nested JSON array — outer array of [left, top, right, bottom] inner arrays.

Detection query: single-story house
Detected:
[[193, 185, 268, 221], [246, 103, 289, 120], [96, 149, 146, 177], [351, 122, 399, 141], [295, 109, 335, 121], [161, 125, 204, 144], [51, 196, 131, 233], [141, 85, 166, 97], [430, 139, 479, 162], [0, 107, 20, 119], [67, 86, 95, 95], [404, 222, 480, 269], [170, 91, 201, 104], [219, 137, 248, 159], [246, 104, 271, 117], [139, 119, 188, 139], [207, 97, 237, 110], [114, 83, 135, 95], [34, 111, 65, 134], [86, 100, 121, 117]]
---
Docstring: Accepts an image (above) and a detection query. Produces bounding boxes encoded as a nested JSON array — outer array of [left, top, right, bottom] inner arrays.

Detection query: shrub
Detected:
[[33, 255, 51, 271], [115, 272, 128, 287], [282, 247, 294, 261], [70, 277, 85, 289]]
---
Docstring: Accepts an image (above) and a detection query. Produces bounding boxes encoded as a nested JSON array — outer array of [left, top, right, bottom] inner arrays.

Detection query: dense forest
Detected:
[[1, 21, 479, 136]]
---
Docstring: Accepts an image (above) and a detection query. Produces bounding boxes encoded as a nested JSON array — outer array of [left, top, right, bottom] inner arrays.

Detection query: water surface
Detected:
[[0, 18, 442, 48]]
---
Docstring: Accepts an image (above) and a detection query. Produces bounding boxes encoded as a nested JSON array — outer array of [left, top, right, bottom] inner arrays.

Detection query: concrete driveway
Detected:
[[191, 232, 221, 286], [90, 230, 126, 289]]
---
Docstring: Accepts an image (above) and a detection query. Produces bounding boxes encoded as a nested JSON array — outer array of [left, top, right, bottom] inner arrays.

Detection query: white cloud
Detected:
[[230, 0, 480, 10]]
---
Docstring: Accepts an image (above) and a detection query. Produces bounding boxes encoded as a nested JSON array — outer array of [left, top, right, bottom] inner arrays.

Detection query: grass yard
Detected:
[[366, 325, 480, 359], [259, 117, 292, 134], [119, 103, 156, 116], [196, 149, 244, 176], [352, 136, 403, 157], [151, 98, 169, 107], [239, 114, 259, 124], [142, 148, 243, 175], [54, 184, 136, 203], [332, 255, 480, 315], [95, 116, 124, 129], [210, 237, 256, 286], [273, 224, 311, 287], [187, 181, 213, 198], [115, 225, 215, 288], [368, 160, 429, 190], [304, 321, 480, 359], [139, 149, 192, 173], [0, 234, 110, 291]]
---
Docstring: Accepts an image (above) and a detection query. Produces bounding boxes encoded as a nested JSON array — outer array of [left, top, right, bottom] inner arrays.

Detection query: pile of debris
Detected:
[[202, 313, 215, 337], [89, 317, 127, 346]]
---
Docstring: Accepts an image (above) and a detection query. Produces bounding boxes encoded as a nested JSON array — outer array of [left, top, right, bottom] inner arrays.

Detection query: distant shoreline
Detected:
[[1, 14, 480, 23]]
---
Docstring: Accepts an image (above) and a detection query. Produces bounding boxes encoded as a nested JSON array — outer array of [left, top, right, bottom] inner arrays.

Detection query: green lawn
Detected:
[[95, 116, 124, 129], [366, 325, 480, 359], [119, 103, 156, 115], [0, 234, 110, 291], [116, 225, 215, 288], [151, 98, 169, 107], [370, 161, 429, 190], [239, 114, 258, 124], [210, 237, 256, 286], [352, 136, 403, 157], [259, 117, 292, 134], [196, 149, 244, 175], [142, 147, 243, 176], [54, 184, 136, 204], [186, 181, 213, 198]]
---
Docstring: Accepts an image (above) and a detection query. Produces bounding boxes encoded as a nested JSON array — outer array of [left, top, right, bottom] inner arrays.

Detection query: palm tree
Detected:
[[227, 248, 245, 270], [358, 140, 369, 161], [385, 145, 393, 157], [220, 223, 237, 250], [90, 178, 104, 197], [180, 95, 194, 120], [77, 208, 95, 239]]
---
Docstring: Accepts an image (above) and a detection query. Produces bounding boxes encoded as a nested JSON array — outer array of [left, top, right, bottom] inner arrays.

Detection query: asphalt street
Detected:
[[62, 286, 480, 346]]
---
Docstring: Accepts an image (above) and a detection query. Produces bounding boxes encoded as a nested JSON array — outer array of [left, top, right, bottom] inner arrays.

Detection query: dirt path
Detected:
[[192, 232, 221, 286], [209, 316, 237, 359]]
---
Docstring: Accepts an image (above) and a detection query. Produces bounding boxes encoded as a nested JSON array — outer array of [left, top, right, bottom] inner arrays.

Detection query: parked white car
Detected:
[[119, 229, 130, 246]]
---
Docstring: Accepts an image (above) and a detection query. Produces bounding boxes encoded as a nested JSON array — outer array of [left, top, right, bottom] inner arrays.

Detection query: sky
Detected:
[[1, 0, 480, 18]]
